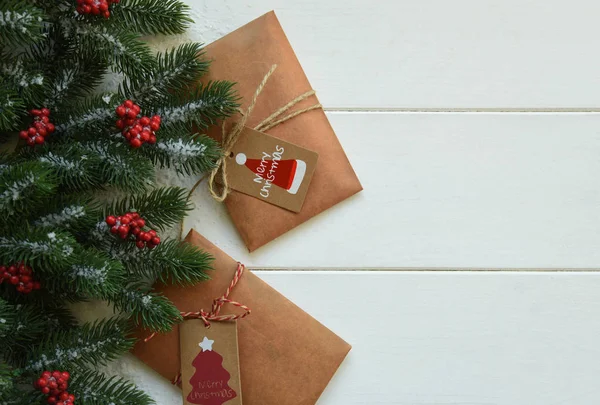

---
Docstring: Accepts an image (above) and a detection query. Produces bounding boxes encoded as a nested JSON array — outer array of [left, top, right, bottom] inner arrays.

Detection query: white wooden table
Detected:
[[116, 1, 600, 404]]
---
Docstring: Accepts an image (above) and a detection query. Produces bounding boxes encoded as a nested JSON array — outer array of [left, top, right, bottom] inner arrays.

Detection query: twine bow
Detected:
[[207, 64, 323, 202], [143, 262, 250, 343]]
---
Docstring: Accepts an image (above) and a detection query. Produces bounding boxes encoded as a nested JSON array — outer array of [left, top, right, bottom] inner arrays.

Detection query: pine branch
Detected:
[[0, 161, 57, 219], [112, 284, 182, 333], [120, 42, 209, 103], [76, 24, 156, 77], [117, 238, 213, 285], [106, 186, 190, 230], [0, 228, 77, 274], [0, 80, 26, 132], [79, 140, 155, 192], [43, 57, 108, 111], [1, 57, 47, 108], [32, 196, 100, 233], [44, 250, 127, 299], [0, 298, 15, 339], [69, 368, 154, 405], [157, 80, 239, 131], [21, 144, 103, 191], [54, 94, 116, 136], [141, 131, 221, 175], [23, 318, 134, 375], [0, 2, 45, 46], [111, 0, 192, 35]]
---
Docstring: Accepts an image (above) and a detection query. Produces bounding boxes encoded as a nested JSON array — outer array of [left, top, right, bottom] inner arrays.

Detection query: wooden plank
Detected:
[[168, 112, 600, 269], [155, 0, 600, 109], [120, 271, 600, 405]]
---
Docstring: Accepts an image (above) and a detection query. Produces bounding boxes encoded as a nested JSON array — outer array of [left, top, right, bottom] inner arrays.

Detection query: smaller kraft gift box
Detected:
[[201, 11, 363, 251], [132, 229, 351, 405]]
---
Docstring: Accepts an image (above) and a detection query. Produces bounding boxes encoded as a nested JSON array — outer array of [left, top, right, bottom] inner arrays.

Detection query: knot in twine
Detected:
[[143, 262, 250, 344], [207, 64, 322, 202]]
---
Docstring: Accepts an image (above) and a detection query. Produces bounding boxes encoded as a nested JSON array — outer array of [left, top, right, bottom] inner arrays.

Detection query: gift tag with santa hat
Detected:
[[220, 126, 318, 212]]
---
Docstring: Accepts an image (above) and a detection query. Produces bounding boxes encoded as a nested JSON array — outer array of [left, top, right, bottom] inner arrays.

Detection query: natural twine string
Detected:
[[204, 64, 322, 202], [143, 262, 250, 344]]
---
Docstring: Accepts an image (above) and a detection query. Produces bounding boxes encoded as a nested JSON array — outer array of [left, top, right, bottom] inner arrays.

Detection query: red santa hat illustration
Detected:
[[235, 153, 306, 195]]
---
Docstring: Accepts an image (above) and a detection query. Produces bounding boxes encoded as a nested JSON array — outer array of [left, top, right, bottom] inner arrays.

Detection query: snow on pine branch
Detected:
[[38, 152, 83, 173], [156, 138, 207, 161], [1, 60, 43, 88], [0, 172, 36, 207], [71, 262, 109, 285], [0, 232, 74, 257], [34, 205, 86, 228], [56, 106, 113, 133], [0, 9, 42, 36], [158, 100, 205, 125]]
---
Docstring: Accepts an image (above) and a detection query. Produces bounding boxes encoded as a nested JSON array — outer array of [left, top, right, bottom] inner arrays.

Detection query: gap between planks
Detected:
[[325, 108, 600, 113], [250, 267, 600, 272]]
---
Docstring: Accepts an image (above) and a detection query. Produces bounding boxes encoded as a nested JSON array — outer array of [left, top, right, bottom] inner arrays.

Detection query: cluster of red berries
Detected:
[[106, 212, 161, 249], [35, 370, 75, 405], [76, 0, 119, 19], [19, 108, 55, 146], [0, 263, 41, 294], [115, 100, 161, 148]]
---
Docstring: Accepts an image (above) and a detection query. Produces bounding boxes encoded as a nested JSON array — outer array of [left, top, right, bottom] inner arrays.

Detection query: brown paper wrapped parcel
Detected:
[[132, 229, 351, 405], [202, 11, 362, 251]]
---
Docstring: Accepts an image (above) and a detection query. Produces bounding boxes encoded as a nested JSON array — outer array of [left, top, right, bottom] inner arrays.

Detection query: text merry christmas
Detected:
[[252, 146, 285, 198]]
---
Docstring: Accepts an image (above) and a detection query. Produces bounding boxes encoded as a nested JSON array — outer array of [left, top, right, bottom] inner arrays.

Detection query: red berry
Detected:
[[139, 116, 150, 126], [8, 265, 16, 274], [42, 386, 50, 394], [48, 381, 58, 389], [41, 108, 50, 116], [140, 131, 150, 142], [136, 218, 145, 227], [28, 127, 37, 136], [19, 130, 28, 139], [47, 396, 57, 404], [83, 4, 91, 13], [110, 226, 119, 234], [35, 136, 44, 144], [126, 109, 137, 119], [59, 392, 69, 401], [26, 138, 35, 146], [118, 225, 129, 233], [10, 276, 19, 285], [124, 100, 133, 108], [151, 236, 161, 245], [30, 109, 41, 116], [38, 128, 47, 137], [33, 281, 41, 290], [140, 232, 151, 242], [151, 115, 161, 123], [42, 371, 51, 378], [136, 240, 145, 249], [106, 215, 117, 226], [131, 138, 142, 148], [116, 106, 126, 117], [150, 122, 160, 131], [62, 371, 70, 380], [21, 275, 31, 283], [46, 123, 55, 133], [103, 10, 110, 18], [149, 230, 157, 237]]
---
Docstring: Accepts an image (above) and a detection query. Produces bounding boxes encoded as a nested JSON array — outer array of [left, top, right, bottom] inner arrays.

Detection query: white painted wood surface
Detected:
[[126, 1, 600, 404]]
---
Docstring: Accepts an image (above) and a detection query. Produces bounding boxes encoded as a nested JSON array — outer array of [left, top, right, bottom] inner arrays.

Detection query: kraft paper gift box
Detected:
[[132, 229, 351, 405], [201, 11, 362, 251]]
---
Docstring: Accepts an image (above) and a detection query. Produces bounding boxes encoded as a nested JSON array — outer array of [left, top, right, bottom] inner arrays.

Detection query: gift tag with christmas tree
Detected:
[[221, 126, 318, 212], [180, 320, 242, 405]]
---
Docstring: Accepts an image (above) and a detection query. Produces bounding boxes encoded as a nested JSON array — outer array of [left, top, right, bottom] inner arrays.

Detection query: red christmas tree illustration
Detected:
[[235, 152, 306, 194], [187, 337, 237, 405]]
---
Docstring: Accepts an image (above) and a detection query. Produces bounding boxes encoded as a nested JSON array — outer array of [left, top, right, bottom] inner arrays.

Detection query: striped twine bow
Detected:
[[180, 262, 250, 327], [143, 262, 250, 344]]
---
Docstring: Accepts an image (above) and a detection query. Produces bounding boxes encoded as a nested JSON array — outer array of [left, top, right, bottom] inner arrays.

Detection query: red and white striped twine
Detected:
[[142, 263, 250, 386]]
